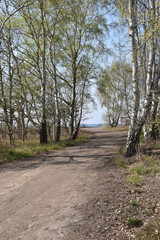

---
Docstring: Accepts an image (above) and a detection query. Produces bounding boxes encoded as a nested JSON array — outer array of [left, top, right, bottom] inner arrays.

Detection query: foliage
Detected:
[[97, 60, 132, 127], [0, 0, 110, 144]]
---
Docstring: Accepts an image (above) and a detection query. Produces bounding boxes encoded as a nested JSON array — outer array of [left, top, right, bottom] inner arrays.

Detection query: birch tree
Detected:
[[57, 0, 109, 138], [125, 0, 160, 156], [125, 0, 140, 156]]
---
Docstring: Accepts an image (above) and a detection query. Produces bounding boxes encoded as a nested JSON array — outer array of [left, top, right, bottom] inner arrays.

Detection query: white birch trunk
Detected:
[[126, 0, 139, 156], [49, 38, 61, 142], [126, 0, 157, 155]]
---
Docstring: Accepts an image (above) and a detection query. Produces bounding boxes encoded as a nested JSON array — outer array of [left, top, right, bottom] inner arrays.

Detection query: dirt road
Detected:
[[0, 127, 127, 240]]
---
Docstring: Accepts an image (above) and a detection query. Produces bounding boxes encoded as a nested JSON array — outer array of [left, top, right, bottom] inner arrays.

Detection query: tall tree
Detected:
[[39, 0, 47, 143], [125, 0, 140, 156], [125, 0, 160, 156]]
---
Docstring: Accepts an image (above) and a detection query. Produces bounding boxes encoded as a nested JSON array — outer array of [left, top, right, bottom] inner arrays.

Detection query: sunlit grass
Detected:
[[115, 145, 129, 168], [136, 214, 160, 240], [105, 125, 128, 131], [0, 131, 91, 165], [126, 174, 143, 186]]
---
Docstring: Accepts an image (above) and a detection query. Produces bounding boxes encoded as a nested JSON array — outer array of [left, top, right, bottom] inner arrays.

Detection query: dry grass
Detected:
[[116, 137, 160, 237], [0, 129, 92, 165], [105, 125, 129, 131]]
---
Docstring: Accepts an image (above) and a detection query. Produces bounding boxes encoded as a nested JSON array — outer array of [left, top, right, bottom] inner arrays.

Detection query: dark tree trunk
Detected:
[[54, 119, 61, 143], [39, 0, 47, 144], [72, 122, 80, 140], [69, 52, 77, 136], [40, 120, 47, 144]]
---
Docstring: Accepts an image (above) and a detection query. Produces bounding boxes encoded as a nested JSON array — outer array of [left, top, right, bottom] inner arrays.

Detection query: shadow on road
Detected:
[[0, 129, 127, 173]]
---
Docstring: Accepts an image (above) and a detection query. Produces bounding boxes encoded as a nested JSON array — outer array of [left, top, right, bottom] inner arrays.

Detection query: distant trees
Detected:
[[97, 61, 132, 127]]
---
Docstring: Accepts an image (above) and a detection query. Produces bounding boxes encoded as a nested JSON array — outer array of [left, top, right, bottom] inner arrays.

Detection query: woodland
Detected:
[[0, 0, 160, 157]]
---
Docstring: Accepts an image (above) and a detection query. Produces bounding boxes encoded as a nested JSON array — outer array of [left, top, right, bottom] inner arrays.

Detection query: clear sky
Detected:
[[82, 85, 105, 125], [82, 106, 105, 124]]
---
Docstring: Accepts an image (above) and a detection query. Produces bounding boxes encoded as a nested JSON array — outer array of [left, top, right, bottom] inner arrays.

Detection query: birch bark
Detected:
[[126, 0, 139, 156], [126, 0, 158, 155]]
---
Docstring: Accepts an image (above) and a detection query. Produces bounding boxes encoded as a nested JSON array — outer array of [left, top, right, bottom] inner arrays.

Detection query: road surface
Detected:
[[0, 127, 127, 240]]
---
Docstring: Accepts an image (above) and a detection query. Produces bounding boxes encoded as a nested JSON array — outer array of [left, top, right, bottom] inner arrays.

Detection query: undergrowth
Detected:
[[136, 214, 160, 240], [105, 126, 128, 131], [115, 146, 129, 168], [0, 131, 91, 165], [116, 136, 160, 237]]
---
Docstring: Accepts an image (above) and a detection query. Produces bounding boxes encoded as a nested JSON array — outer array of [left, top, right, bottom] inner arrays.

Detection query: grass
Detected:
[[136, 215, 160, 240], [129, 200, 140, 207], [127, 217, 143, 228], [130, 162, 160, 177], [115, 146, 129, 168], [115, 136, 160, 237], [0, 130, 91, 165], [116, 137, 160, 238], [123, 142, 160, 186], [105, 125, 128, 131], [126, 174, 143, 186], [131, 165, 145, 175]]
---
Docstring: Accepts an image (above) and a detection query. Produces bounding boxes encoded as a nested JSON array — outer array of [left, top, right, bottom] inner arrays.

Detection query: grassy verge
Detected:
[[115, 137, 160, 237], [136, 214, 160, 240], [0, 130, 92, 165], [105, 125, 128, 131], [115, 146, 129, 168]]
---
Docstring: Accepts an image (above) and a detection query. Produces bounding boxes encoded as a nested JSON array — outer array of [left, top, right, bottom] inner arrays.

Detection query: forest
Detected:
[[0, 0, 160, 158]]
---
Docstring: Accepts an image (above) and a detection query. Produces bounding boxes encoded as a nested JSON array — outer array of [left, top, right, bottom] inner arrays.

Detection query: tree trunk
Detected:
[[69, 53, 77, 136], [72, 78, 86, 140], [126, 0, 139, 156], [39, 0, 47, 144], [49, 37, 61, 142], [126, 0, 157, 156], [149, 59, 160, 140], [149, 1, 160, 141]]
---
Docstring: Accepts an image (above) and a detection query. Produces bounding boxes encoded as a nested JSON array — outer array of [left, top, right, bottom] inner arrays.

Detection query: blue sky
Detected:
[[82, 106, 105, 124]]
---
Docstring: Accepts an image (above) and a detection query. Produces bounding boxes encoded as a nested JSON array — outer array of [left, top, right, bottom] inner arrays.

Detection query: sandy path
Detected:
[[0, 127, 127, 240]]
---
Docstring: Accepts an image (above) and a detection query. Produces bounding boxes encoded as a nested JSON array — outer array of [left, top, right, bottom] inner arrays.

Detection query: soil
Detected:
[[0, 127, 159, 240]]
